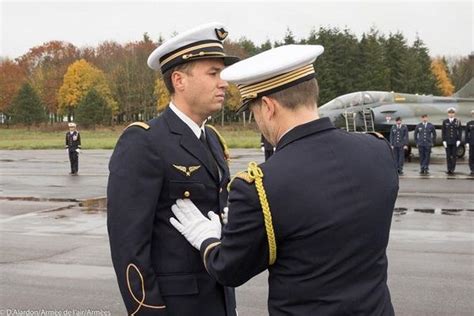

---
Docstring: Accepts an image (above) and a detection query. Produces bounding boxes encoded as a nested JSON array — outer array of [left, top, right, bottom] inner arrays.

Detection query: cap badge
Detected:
[[215, 28, 228, 41]]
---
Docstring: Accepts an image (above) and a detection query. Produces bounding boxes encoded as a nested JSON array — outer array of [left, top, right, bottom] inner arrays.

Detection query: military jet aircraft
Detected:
[[319, 79, 474, 157]]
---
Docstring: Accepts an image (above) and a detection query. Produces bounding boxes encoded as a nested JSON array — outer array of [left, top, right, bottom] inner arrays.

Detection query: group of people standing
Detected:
[[390, 108, 474, 176]]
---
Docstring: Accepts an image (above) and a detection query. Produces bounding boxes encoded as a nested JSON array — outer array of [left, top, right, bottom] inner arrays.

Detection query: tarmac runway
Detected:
[[0, 148, 473, 315]]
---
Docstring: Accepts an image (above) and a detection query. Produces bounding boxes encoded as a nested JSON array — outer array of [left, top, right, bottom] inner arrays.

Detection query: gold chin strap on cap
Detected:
[[126, 263, 166, 315], [247, 162, 277, 265]]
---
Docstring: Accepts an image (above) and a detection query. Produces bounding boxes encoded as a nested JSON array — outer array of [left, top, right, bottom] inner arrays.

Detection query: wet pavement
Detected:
[[0, 149, 473, 315]]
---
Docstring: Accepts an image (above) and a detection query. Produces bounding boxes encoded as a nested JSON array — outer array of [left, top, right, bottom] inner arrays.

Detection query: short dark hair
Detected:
[[250, 78, 319, 111], [162, 62, 196, 94], [395, 117, 402, 121], [421, 114, 428, 118]]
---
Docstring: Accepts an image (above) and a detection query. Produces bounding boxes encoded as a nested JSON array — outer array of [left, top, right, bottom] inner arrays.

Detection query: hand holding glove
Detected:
[[76, 148, 81, 154], [170, 199, 222, 249], [456, 141, 461, 147], [443, 141, 447, 148], [261, 146, 265, 153]]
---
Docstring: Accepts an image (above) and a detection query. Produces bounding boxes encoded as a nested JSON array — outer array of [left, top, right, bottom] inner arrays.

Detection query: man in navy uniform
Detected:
[[414, 114, 436, 175], [389, 117, 408, 175], [65, 122, 81, 175], [170, 45, 398, 315], [107, 23, 239, 316], [466, 110, 474, 175], [442, 107, 462, 175]]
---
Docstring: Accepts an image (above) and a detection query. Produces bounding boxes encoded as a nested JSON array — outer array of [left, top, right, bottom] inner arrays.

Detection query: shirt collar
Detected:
[[169, 102, 206, 139]]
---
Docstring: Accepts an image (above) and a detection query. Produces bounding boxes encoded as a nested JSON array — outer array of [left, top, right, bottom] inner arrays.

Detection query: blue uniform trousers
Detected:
[[393, 146, 404, 172], [445, 145, 457, 172], [418, 145, 431, 172]]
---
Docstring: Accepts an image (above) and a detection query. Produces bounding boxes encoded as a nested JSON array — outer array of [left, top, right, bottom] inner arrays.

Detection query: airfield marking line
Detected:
[[0, 211, 40, 224], [0, 204, 76, 224]]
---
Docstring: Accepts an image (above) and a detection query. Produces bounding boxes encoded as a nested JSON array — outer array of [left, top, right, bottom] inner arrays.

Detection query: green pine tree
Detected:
[[384, 32, 409, 92], [356, 30, 390, 91], [75, 88, 112, 128], [10, 82, 46, 127], [403, 37, 436, 94]]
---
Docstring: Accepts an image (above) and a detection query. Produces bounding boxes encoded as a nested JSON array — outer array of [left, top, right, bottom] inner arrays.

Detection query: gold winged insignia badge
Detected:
[[173, 164, 201, 177]]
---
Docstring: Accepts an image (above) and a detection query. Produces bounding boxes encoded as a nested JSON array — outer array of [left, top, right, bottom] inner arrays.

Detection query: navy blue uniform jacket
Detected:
[[201, 118, 398, 316], [107, 107, 236, 316]]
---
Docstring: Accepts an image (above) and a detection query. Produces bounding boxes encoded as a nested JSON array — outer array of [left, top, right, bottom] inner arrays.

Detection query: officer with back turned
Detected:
[[169, 44, 398, 315]]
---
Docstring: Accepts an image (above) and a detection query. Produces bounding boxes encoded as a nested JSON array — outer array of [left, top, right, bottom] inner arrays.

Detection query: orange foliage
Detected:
[[431, 58, 455, 96], [0, 59, 27, 112]]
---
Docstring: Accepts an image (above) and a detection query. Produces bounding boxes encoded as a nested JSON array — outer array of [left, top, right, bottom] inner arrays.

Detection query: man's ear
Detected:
[[261, 96, 277, 120], [172, 71, 186, 92]]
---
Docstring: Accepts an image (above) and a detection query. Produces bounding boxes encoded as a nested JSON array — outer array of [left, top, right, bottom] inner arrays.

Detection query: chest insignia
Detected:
[[173, 164, 201, 177]]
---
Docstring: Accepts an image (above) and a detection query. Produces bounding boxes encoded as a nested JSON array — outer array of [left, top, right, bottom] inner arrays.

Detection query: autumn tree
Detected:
[[58, 59, 117, 120], [16, 41, 79, 118], [431, 58, 455, 96], [75, 88, 112, 128], [154, 77, 170, 113], [108, 34, 157, 122], [0, 58, 27, 115], [10, 82, 46, 127]]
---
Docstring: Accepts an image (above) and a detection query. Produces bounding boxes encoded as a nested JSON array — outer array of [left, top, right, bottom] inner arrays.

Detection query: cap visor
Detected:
[[235, 100, 251, 115], [223, 55, 240, 66]]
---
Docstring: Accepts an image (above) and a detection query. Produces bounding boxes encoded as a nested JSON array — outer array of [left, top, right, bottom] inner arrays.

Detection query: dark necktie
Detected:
[[199, 130, 220, 180]]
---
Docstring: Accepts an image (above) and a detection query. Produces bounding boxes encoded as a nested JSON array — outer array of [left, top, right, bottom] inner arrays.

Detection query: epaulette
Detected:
[[366, 131, 385, 139], [125, 122, 150, 131], [205, 124, 230, 161], [228, 171, 254, 189]]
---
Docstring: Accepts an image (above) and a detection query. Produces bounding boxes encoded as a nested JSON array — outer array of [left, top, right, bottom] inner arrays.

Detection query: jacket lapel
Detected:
[[163, 107, 219, 181], [205, 126, 229, 184]]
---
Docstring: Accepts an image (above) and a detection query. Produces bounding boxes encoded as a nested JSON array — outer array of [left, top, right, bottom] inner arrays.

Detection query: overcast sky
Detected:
[[1, 0, 472, 59]]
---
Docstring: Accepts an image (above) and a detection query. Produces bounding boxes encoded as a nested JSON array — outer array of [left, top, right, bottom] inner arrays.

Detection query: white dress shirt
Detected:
[[169, 102, 206, 139]]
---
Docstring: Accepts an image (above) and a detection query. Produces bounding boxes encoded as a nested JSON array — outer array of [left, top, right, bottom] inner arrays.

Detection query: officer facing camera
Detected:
[[65, 122, 81, 175], [107, 22, 239, 316]]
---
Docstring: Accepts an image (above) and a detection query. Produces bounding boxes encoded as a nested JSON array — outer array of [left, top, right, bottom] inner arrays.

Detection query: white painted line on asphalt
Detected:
[[0, 211, 40, 224]]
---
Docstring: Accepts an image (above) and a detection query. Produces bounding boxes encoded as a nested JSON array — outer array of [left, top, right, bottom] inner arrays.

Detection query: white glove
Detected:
[[170, 199, 221, 249], [221, 207, 229, 225], [456, 141, 460, 147], [76, 148, 81, 153], [261, 146, 265, 153], [466, 144, 470, 149], [66, 148, 69, 154], [443, 141, 447, 148]]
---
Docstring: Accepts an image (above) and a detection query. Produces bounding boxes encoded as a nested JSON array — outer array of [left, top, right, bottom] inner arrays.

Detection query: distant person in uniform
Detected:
[[107, 23, 239, 316], [260, 134, 274, 160], [169, 45, 397, 315], [414, 114, 436, 175], [389, 117, 408, 175], [65, 122, 81, 175], [466, 110, 474, 175], [442, 107, 462, 175]]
